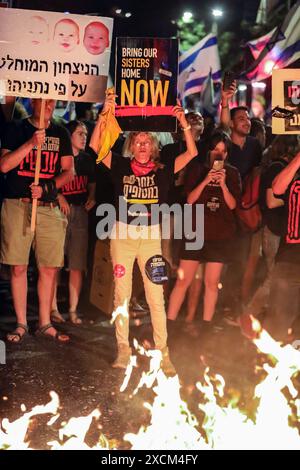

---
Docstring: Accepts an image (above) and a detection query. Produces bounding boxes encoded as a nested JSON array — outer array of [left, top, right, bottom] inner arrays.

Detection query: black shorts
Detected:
[[180, 238, 236, 264]]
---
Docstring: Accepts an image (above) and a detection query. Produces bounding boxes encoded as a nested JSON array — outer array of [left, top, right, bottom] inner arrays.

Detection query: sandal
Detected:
[[50, 309, 66, 324], [69, 311, 82, 325], [6, 323, 29, 344], [35, 323, 70, 342]]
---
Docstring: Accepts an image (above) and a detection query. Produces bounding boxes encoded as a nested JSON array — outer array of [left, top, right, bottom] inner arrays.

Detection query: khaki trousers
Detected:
[[110, 222, 167, 350]]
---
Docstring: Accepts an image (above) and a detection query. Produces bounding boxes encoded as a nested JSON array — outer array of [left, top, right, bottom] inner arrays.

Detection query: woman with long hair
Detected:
[[167, 131, 241, 330]]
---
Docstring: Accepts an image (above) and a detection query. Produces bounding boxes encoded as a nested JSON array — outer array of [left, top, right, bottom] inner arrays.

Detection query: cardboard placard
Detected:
[[115, 37, 178, 131], [0, 8, 113, 102], [272, 69, 300, 134]]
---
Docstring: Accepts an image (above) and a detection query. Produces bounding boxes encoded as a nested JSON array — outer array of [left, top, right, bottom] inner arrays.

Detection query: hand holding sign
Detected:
[[101, 87, 118, 115], [29, 128, 46, 148]]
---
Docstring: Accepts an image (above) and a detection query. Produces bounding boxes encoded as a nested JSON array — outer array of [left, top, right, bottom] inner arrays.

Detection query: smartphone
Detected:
[[212, 160, 224, 171], [223, 71, 235, 91]]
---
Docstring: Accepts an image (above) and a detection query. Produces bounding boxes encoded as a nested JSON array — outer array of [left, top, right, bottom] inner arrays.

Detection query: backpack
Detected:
[[236, 166, 262, 232]]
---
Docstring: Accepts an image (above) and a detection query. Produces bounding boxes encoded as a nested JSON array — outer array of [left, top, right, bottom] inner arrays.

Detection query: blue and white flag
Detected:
[[178, 33, 221, 99], [244, 1, 300, 81]]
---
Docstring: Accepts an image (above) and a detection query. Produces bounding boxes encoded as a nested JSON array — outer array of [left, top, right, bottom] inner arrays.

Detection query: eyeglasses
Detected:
[[134, 141, 151, 147]]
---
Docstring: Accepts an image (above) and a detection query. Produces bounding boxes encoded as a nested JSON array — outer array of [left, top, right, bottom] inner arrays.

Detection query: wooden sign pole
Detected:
[[30, 99, 46, 232]]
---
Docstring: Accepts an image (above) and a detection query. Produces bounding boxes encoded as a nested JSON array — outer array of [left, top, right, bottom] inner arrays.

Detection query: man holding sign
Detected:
[[0, 98, 74, 342]]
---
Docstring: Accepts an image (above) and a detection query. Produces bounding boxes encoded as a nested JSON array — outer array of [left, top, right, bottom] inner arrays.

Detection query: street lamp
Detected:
[[211, 8, 223, 35], [182, 11, 193, 23]]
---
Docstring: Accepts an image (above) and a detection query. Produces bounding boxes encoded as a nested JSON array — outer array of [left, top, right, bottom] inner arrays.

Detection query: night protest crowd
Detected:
[[0, 80, 300, 374]]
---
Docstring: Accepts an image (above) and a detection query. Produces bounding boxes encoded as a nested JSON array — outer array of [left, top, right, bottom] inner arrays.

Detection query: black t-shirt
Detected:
[[1, 118, 73, 201], [0, 105, 7, 203], [62, 147, 96, 205], [259, 159, 287, 236], [0, 105, 6, 144], [185, 162, 242, 241], [109, 152, 175, 225], [276, 175, 300, 264], [228, 136, 262, 180], [160, 139, 207, 205]]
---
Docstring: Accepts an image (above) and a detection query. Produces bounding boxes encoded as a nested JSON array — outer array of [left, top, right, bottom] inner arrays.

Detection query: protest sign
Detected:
[[0, 8, 113, 102], [272, 69, 300, 134], [115, 37, 178, 131]]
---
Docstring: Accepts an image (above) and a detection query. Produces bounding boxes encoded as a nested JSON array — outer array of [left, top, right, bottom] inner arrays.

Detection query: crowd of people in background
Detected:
[[0, 82, 300, 373]]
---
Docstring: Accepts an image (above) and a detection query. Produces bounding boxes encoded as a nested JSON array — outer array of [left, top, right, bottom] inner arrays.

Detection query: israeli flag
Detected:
[[178, 33, 221, 99]]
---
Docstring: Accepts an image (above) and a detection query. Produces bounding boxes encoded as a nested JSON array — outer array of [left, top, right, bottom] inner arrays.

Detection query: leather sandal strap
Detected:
[[10, 332, 22, 339], [16, 323, 29, 332], [38, 323, 53, 334]]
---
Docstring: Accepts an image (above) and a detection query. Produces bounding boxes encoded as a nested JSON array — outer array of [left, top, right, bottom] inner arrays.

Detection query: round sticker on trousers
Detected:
[[114, 264, 126, 278], [145, 255, 169, 285]]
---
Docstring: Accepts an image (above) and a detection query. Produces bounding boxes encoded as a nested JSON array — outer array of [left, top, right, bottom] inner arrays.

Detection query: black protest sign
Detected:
[[272, 69, 300, 134], [115, 37, 178, 132], [283, 80, 300, 132]]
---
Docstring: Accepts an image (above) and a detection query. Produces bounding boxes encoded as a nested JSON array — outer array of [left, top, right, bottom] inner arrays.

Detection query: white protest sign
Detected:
[[0, 8, 113, 102]]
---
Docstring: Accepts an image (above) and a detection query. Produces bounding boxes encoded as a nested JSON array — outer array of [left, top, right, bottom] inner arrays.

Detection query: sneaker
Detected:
[[112, 345, 132, 369], [160, 347, 177, 376]]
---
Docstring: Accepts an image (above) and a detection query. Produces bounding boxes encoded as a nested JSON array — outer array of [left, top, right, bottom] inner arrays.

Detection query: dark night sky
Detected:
[[14, 0, 261, 37]]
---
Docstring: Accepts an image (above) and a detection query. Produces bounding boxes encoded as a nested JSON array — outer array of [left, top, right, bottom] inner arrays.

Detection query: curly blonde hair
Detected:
[[122, 132, 160, 162]]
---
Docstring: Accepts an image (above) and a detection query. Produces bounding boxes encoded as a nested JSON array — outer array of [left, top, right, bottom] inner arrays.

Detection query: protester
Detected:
[[264, 149, 300, 341], [167, 131, 241, 330], [0, 98, 74, 343], [51, 120, 96, 324], [160, 111, 205, 322], [244, 136, 299, 319], [220, 85, 263, 316], [89, 93, 197, 373]]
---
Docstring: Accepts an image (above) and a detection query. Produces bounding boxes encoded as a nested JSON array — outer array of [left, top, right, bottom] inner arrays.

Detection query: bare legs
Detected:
[[51, 269, 83, 324], [167, 260, 223, 323], [203, 263, 223, 321], [167, 259, 200, 321], [8, 265, 69, 341], [7, 265, 28, 341]]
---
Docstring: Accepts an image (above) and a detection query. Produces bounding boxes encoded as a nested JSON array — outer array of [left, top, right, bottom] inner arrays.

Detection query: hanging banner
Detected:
[[115, 37, 178, 132], [272, 69, 300, 134], [0, 8, 113, 102]]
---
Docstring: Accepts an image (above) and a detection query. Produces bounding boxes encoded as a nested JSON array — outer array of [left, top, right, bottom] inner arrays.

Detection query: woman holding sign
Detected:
[[90, 93, 197, 374]]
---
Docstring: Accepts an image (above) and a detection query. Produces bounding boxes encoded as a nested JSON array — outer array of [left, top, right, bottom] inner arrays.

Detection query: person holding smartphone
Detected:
[[167, 131, 241, 330]]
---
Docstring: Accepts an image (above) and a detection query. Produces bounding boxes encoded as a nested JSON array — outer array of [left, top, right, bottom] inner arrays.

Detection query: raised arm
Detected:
[[272, 152, 300, 196], [89, 93, 119, 170], [173, 101, 198, 173], [219, 81, 236, 130], [89, 116, 112, 169]]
